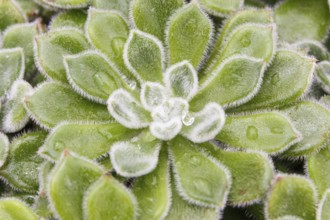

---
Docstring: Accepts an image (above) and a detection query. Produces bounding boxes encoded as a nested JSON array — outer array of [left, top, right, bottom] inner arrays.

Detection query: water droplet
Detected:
[[246, 126, 258, 140], [150, 176, 157, 185], [193, 178, 212, 196], [97, 127, 112, 139], [111, 37, 126, 57], [128, 80, 137, 90], [54, 141, 64, 151], [182, 111, 195, 126], [271, 127, 284, 134], [271, 73, 280, 85], [190, 156, 201, 165], [93, 73, 114, 93], [241, 38, 251, 47]]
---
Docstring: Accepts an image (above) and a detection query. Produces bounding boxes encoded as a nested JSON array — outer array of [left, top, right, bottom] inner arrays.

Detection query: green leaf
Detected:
[[140, 82, 167, 111], [169, 136, 231, 208], [2, 21, 40, 76], [0, 198, 38, 220], [294, 40, 329, 61], [266, 174, 317, 220], [34, 28, 90, 82], [92, 0, 130, 16], [0, 133, 9, 168], [107, 89, 151, 129], [321, 95, 330, 106], [233, 50, 315, 111], [0, 0, 26, 31], [24, 82, 111, 129], [110, 131, 161, 177], [197, 0, 243, 17], [275, 0, 330, 43], [50, 10, 87, 30], [283, 101, 330, 156], [307, 144, 330, 198], [86, 8, 135, 82], [0, 131, 47, 192], [33, 193, 54, 219], [2, 80, 33, 133], [0, 48, 24, 98], [132, 0, 184, 42], [48, 150, 103, 220], [40, 0, 89, 9], [84, 174, 137, 220], [164, 61, 198, 100], [316, 61, 330, 94], [202, 143, 274, 205], [191, 56, 265, 110], [40, 122, 132, 161], [64, 50, 129, 103], [124, 30, 164, 83], [167, 2, 213, 69], [216, 112, 301, 154], [133, 148, 171, 220], [317, 190, 330, 220]]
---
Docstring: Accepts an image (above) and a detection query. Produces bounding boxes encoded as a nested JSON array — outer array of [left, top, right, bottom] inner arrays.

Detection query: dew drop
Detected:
[[190, 155, 201, 165], [128, 80, 137, 90], [246, 126, 258, 140], [241, 38, 251, 47], [271, 73, 280, 85], [111, 37, 126, 57], [271, 127, 284, 134], [97, 127, 112, 139], [182, 111, 195, 126], [193, 178, 212, 196], [54, 141, 64, 151], [150, 176, 157, 185]]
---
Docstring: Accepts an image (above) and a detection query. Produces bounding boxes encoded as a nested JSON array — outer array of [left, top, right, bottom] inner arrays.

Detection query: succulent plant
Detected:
[[1, 0, 330, 219]]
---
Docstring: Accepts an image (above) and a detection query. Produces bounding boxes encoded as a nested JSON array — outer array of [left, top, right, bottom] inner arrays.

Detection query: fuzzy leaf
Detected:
[[132, 0, 184, 42], [202, 143, 274, 205], [84, 174, 136, 220], [181, 103, 225, 143], [124, 30, 164, 83], [0, 48, 24, 98], [191, 56, 265, 109], [167, 3, 213, 69], [0, 198, 38, 220], [150, 118, 182, 141], [316, 61, 330, 94], [275, 0, 330, 43], [50, 10, 87, 30], [307, 144, 330, 198], [86, 8, 135, 81], [295, 40, 329, 61], [41, 122, 133, 161], [141, 82, 167, 111], [64, 51, 128, 103], [2, 80, 32, 133], [24, 82, 111, 129], [107, 89, 151, 129], [169, 136, 231, 208], [266, 175, 317, 220], [197, 0, 242, 16], [133, 148, 171, 220], [0, 131, 46, 192], [233, 50, 315, 111], [283, 101, 330, 156], [216, 112, 301, 154], [49, 151, 103, 220], [110, 131, 161, 177], [164, 61, 198, 100], [0, 133, 9, 168], [92, 0, 130, 16], [0, 0, 26, 31], [318, 190, 330, 220], [34, 28, 90, 82], [41, 0, 89, 9]]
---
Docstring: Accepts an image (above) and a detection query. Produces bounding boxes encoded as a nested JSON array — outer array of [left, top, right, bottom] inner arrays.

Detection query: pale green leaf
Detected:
[[0, 133, 9, 168], [24, 82, 111, 129], [0, 0, 26, 31], [92, 0, 130, 16], [316, 61, 330, 94], [197, 0, 243, 17], [295, 40, 329, 61], [317, 190, 330, 220], [140, 82, 167, 111], [0, 198, 38, 220], [40, 0, 89, 9], [50, 10, 87, 30]]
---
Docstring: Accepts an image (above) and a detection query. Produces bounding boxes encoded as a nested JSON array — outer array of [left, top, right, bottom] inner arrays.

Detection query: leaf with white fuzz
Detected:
[[0, 48, 24, 98], [164, 61, 198, 100], [84, 174, 137, 220], [169, 136, 231, 208], [316, 61, 330, 94], [0, 0, 26, 31], [50, 10, 87, 30], [124, 30, 164, 83], [317, 190, 330, 220], [295, 40, 329, 61], [167, 2, 213, 69], [110, 131, 161, 177], [34, 28, 90, 82], [41, 122, 133, 161], [0, 133, 9, 168], [191, 56, 265, 110], [2, 80, 32, 133], [197, 0, 243, 17], [0, 198, 38, 220], [24, 82, 111, 129], [131, 0, 184, 42], [64, 51, 128, 103], [40, 0, 89, 9], [48, 151, 103, 220], [107, 89, 151, 129], [132, 148, 171, 220], [141, 82, 167, 111], [181, 103, 225, 143], [216, 112, 301, 154], [234, 50, 315, 111], [150, 118, 182, 141], [92, 0, 130, 16], [266, 174, 317, 220], [283, 101, 330, 157], [151, 98, 188, 123]]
